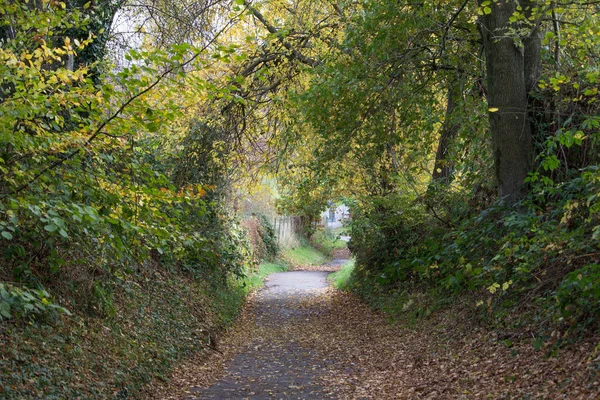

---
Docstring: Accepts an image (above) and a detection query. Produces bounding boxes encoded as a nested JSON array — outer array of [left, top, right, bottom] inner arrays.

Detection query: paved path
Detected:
[[157, 252, 599, 400], [189, 270, 340, 399]]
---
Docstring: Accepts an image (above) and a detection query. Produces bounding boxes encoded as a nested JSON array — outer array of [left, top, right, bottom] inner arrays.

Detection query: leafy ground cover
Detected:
[[0, 261, 295, 399], [308, 290, 599, 399], [0, 269, 248, 399], [149, 269, 599, 399]]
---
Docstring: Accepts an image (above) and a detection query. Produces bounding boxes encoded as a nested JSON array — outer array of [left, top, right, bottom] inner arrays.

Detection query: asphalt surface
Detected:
[[189, 270, 338, 399]]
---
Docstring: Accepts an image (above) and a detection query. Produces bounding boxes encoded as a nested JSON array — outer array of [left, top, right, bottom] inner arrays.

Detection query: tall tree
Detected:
[[479, 0, 540, 204]]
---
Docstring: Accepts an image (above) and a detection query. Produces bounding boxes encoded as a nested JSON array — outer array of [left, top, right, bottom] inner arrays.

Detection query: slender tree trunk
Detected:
[[480, 0, 533, 204], [432, 77, 462, 183], [522, 1, 542, 95], [522, 0, 544, 149]]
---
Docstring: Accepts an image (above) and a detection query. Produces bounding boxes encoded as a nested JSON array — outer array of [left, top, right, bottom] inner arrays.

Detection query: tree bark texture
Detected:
[[480, 0, 533, 204]]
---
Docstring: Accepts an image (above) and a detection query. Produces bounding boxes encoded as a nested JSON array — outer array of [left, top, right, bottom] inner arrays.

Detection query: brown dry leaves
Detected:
[[149, 279, 599, 399], [297, 290, 600, 399], [145, 295, 259, 400]]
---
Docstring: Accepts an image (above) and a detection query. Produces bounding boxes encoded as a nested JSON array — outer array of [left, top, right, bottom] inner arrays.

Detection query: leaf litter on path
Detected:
[[149, 269, 599, 399]]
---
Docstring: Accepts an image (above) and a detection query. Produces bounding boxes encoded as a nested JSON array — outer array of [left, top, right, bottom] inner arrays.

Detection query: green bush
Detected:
[[348, 193, 441, 286], [557, 264, 600, 327], [257, 214, 279, 260], [243, 214, 279, 263], [344, 167, 600, 333], [0, 283, 70, 321]]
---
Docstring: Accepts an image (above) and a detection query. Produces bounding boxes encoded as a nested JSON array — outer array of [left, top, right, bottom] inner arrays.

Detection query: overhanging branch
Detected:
[[243, 0, 321, 68]]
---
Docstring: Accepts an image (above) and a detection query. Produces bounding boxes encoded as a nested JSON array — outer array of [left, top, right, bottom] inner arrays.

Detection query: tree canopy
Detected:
[[1, 0, 599, 368]]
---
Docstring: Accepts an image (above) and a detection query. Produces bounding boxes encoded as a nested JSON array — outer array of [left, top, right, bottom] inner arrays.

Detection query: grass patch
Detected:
[[328, 259, 355, 289], [282, 242, 328, 268], [246, 262, 288, 289]]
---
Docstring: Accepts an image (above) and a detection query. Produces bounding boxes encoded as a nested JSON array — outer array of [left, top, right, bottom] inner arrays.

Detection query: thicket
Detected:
[[348, 176, 600, 333], [243, 213, 279, 263]]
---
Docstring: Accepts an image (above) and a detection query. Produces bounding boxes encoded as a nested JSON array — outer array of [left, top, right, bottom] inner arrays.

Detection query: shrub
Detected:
[[243, 214, 279, 262], [0, 283, 70, 321], [557, 264, 600, 328]]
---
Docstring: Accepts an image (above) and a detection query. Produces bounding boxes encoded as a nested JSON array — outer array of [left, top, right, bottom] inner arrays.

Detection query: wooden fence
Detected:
[[272, 215, 303, 247]]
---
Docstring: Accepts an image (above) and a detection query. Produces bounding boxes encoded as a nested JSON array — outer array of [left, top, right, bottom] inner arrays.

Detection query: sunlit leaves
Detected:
[[0, 0, 244, 295]]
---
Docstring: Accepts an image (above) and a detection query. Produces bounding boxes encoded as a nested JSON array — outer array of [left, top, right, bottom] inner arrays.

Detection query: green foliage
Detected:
[[243, 213, 279, 262], [0, 283, 70, 321], [257, 214, 279, 259], [343, 168, 600, 333], [328, 259, 355, 290], [557, 264, 600, 327], [348, 193, 442, 286], [0, 1, 255, 317], [0, 4, 257, 398], [311, 226, 347, 256]]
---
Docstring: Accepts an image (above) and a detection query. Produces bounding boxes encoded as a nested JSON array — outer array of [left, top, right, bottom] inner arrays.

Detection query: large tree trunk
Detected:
[[480, 0, 533, 204], [432, 77, 462, 183]]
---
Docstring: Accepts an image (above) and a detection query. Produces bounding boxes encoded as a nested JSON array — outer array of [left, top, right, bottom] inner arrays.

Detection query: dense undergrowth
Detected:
[[344, 171, 600, 337]]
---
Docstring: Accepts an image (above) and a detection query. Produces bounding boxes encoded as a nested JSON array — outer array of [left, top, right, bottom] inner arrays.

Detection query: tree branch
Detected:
[[243, 1, 321, 67], [3, 13, 241, 197]]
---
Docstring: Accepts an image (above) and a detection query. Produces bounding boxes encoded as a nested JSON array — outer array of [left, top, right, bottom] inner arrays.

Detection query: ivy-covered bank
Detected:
[[0, 208, 284, 399], [1, 270, 248, 399]]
